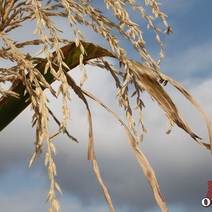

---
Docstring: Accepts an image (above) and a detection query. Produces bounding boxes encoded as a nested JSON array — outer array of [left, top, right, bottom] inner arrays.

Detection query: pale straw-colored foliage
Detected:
[[0, 1, 211, 212]]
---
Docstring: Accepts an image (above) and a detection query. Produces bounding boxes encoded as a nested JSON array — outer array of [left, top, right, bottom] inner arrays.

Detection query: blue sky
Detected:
[[0, 1, 212, 212]]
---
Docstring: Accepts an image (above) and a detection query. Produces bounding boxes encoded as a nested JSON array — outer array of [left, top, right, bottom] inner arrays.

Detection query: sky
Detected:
[[0, 0, 212, 212]]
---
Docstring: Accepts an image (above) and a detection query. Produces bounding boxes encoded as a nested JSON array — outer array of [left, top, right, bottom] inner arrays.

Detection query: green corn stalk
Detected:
[[0, 41, 115, 131]]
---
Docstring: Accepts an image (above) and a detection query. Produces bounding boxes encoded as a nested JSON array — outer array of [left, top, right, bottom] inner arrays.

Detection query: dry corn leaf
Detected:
[[82, 89, 168, 212], [63, 69, 115, 211], [129, 60, 211, 152]]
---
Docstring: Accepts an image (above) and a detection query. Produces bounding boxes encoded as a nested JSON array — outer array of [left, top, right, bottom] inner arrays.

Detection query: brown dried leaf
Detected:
[[82, 89, 168, 211], [129, 60, 211, 149]]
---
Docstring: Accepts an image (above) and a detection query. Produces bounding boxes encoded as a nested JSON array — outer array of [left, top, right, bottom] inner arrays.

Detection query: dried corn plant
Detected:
[[0, 1, 211, 212]]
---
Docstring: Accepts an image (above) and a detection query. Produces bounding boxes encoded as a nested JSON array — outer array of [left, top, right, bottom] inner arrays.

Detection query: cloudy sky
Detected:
[[1, 0, 212, 212]]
